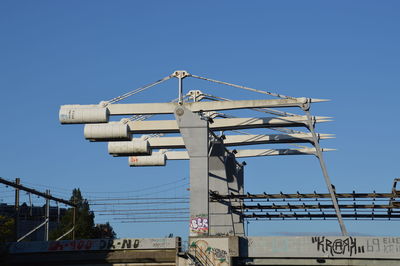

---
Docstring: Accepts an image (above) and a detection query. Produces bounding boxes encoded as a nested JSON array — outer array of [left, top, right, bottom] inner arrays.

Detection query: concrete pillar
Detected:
[[175, 106, 209, 237], [209, 141, 244, 236]]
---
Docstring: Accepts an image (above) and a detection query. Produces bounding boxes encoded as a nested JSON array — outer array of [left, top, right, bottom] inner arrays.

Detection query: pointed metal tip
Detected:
[[319, 134, 336, 139], [311, 98, 331, 103], [322, 148, 337, 152], [319, 119, 334, 123]]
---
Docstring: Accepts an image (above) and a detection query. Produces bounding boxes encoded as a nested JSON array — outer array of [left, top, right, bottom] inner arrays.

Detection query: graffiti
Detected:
[[366, 237, 400, 253], [98, 239, 140, 250], [48, 240, 93, 251], [190, 214, 208, 235], [9, 238, 177, 254], [311, 237, 362, 256], [151, 238, 171, 248], [312, 237, 400, 257], [191, 239, 229, 266]]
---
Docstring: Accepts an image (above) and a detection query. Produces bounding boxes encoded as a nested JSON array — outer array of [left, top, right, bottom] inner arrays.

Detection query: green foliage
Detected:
[[94, 222, 117, 239], [0, 215, 14, 243], [50, 188, 116, 240]]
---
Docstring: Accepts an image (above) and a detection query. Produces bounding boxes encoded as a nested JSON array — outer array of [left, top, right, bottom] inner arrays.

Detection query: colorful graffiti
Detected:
[[48, 239, 93, 251], [190, 239, 229, 266], [190, 214, 208, 235], [9, 238, 177, 253]]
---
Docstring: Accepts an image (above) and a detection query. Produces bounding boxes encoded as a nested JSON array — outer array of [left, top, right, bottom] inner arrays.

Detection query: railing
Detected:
[[189, 244, 215, 266]]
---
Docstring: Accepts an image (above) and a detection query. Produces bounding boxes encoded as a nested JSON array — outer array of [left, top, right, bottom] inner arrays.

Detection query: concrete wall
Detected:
[[2, 238, 180, 266], [188, 236, 239, 266], [240, 236, 400, 259], [236, 236, 400, 266], [4, 236, 400, 266], [185, 236, 400, 266]]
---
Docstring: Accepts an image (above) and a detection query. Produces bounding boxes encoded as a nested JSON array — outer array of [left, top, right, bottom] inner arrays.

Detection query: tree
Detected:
[[0, 215, 14, 243], [94, 222, 117, 239], [50, 188, 116, 240]]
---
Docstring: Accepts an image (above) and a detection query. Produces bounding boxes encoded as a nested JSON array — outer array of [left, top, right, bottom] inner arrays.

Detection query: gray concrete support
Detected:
[[208, 141, 244, 236], [229, 161, 245, 236], [208, 141, 233, 236], [174, 106, 244, 236], [174, 106, 209, 237]]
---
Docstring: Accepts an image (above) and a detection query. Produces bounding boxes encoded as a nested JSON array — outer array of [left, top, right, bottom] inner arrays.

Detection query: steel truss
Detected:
[[210, 178, 400, 221]]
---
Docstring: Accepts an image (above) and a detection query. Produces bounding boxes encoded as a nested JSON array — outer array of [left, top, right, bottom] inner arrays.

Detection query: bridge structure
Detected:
[[58, 70, 350, 236], [4, 70, 400, 265]]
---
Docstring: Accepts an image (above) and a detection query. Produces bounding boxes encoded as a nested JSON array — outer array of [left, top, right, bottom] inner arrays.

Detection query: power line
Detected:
[[98, 211, 189, 216], [113, 216, 188, 220], [93, 207, 189, 213], [90, 201, 189, 206], [88, 197, 189, 202]]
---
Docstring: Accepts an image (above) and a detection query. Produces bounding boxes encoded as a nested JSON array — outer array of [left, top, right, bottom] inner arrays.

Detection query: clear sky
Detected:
[[1, 1, 399, 239]]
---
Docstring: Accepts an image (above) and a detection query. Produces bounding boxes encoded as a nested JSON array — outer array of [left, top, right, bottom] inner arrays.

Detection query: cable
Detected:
[[113, 216, 188, 220], [200, 93, 298, 117], [190, 74, 296, 99], [85, 177, 188, 195], [98, 211, 189, 216], [107, 75, 173, 104], [89, 197, 189, 202], [118, 220, 188, 223], [90, 201, 189, 206], [93, 207, 189, 213]]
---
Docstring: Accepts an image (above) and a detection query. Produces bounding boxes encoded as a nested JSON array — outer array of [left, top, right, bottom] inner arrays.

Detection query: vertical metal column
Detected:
[[304, 107, 348, 236], [14, 178, 20, 242], [45, 189, 50, 241], [174, 70, 189, 105], [178, 77, 183, 104]]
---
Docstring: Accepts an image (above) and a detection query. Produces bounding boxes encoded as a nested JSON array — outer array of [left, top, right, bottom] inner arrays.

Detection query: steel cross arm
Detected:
[[127, 116, 331, 134], [162, 148, 334, 160], [106, 97, 327, 115], [144, 133, 334, 149], [243, 214, 400, 219], [210, 192, 396, 200], [0, 177, 77, 207], [235, 203, 398, 210]]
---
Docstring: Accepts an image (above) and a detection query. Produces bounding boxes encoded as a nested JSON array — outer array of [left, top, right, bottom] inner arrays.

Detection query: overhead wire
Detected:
[[190, 74, 296, 99], [107, 74, 174, 104], [94, 207, 189, 213], [89, 197, 189, 202]]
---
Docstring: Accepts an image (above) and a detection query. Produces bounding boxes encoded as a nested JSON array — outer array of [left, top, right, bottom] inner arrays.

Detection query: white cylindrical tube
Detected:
[[108, 139, 151, 156], [128, 154, 166, 166], [84, 122, 131, 141], [59, 105, 109, 124]]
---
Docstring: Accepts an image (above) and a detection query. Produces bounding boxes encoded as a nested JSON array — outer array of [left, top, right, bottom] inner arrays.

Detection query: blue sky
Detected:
[[0, 1, 399, 238]]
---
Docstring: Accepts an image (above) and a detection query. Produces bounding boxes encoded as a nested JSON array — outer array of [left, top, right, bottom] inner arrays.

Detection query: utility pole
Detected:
[[0, 177, 77, 242], [45, 190, 50, 241], [14, 178, 20, 242], [72, 197, 76, 240]]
